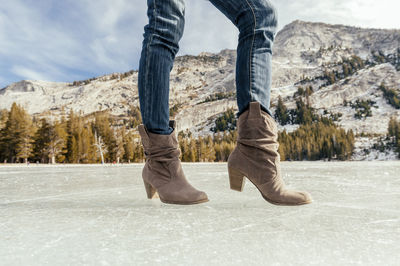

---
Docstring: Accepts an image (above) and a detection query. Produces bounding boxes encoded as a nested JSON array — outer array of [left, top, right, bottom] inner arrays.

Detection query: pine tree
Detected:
[[55, 120, 68, 162], [2, 103, 35, 163], [205, 135, 216, 162], [33, 118, 51, 163], [198, 136, 206, 162], [65, 110, 79, 162], [32, 118, 67, 164], [0, 109, 9, 162], [127, 105, 142, 129], [388, 116, 398, 137], [115, 128, 125, 163], [387, 116, 400, 158], [80, 124, 96, 163], [0, 109, 7, 130], [122, 131, 134, 162], [274, 96, 290, 125], [133, 135, 144, 162], [189, 137, 197, 162], [294, 98, 315, 124]]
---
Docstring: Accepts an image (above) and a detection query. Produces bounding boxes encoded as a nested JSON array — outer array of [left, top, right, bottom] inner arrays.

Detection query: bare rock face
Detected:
[[274, 20, 400, 61], [0, 80, 43, 94], [272, 20, 400, 86], [0, 20, 399, 158], [306, 63, 400, 134]]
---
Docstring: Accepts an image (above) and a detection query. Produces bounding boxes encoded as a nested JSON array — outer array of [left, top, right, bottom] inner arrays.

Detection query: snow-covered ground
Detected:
[[1, 162, 399, 265], [352, 136, 399, 160]]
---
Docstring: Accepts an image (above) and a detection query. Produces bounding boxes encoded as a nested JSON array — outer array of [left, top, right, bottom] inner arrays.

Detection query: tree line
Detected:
[[379, 82, 400, 109], [372, 117, 400, 158], [0, 100, 357, 164], [0, 103, 237, 164], [0, 103, 145, 164], [274, 96, 355, 160], [387, 117, 400, 158]]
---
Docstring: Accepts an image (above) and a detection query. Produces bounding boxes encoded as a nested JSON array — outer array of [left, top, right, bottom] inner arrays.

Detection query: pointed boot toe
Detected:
[[196, 191, 209, 203], [298, 191, 313, 204], [172, 190, 209, 205], [263, 190, 313, 206]]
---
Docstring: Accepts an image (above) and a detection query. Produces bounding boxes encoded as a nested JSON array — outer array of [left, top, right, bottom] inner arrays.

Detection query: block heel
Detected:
[[143, 180, 157, 199], [228, 166, 246, 192]]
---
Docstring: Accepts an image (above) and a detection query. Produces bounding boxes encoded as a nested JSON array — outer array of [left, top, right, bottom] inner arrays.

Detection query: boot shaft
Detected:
[[237, 101, 278, 142], [236, 101, 279, 155], [138, 120, 181, 162]]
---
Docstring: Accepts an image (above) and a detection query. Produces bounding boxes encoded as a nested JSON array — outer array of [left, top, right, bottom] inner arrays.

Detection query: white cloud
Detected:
[[11, 65, 53, 82], [270, 0, 400, 29], [0, 1, 93, 78], [0, 0, 146, 86], [178, 1, 238, 56], [0, 0, 399, 88], [342, 0, 400, 29]]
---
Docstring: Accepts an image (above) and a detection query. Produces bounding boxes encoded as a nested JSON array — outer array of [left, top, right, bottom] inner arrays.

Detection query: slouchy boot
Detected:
[[138, 120, 209, 205], [227, 101, 312, 205]]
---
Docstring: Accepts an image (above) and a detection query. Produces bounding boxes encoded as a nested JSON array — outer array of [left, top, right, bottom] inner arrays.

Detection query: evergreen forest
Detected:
[[0, 100, 398, 164]]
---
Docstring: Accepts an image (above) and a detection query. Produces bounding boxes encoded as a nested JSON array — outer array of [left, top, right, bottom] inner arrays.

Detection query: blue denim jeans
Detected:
[[138, 0, 278, 134]]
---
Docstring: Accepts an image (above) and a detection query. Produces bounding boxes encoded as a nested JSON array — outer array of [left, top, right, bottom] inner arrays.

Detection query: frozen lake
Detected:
[[1, 161, 400, 265]]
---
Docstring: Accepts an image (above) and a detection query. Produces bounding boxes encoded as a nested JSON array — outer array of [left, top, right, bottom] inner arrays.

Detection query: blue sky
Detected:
[[0, 0, 399, 88]]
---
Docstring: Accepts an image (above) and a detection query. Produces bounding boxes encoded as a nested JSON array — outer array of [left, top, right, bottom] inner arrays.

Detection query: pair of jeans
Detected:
[[138, 0, 278, 134]]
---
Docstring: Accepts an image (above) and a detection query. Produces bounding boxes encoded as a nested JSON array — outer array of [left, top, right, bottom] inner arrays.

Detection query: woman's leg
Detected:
[[208, 0, 278, 118], [211, 0, 312, 205], [138, 0, 185, 135], [137, 0, 208, 205]]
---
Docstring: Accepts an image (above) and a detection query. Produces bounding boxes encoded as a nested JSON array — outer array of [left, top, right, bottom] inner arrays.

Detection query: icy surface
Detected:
[[1, 162, 400, 265]]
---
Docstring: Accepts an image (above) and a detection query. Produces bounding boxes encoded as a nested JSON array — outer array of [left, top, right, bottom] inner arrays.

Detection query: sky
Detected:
[[0, 0, 399, 88]]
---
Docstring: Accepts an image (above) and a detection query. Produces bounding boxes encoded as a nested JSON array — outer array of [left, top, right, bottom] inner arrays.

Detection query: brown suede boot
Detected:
[[227, 101, 313, 205], [138, 120, 209, 205]]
